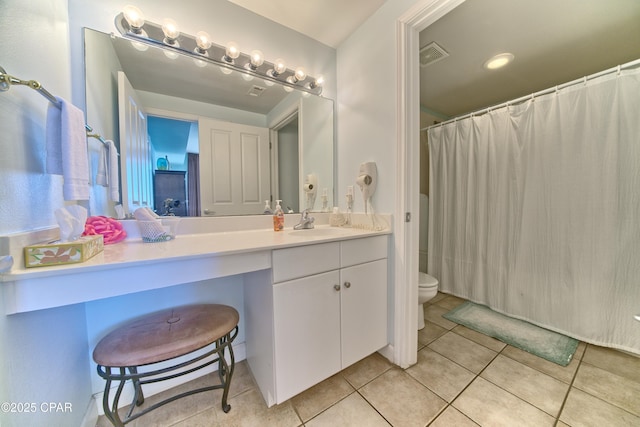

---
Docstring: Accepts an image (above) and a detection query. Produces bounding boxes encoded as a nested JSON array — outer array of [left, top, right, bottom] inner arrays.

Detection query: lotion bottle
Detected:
[[273, 200, 284, 231]]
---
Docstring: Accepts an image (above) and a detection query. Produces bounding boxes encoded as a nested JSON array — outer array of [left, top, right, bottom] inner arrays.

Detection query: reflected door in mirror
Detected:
[[118, 71, 152, 215], [199, 118, 270, 216]]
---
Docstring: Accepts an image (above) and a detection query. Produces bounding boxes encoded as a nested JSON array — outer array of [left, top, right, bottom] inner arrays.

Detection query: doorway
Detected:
[[271, 112, 300, 213], [147, 115, 199, 216]]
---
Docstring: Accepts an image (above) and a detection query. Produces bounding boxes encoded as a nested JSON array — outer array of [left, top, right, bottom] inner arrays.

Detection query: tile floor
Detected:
[[97, 293, 640, 426]]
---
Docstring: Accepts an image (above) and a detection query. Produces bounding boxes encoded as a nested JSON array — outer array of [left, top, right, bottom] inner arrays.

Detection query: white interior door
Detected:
[[118, 71, 152, 216], [199, 118, 270, 216]]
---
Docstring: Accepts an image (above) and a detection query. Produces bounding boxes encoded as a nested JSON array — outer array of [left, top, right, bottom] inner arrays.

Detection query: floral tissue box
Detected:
[[24, 235, 104, 268]]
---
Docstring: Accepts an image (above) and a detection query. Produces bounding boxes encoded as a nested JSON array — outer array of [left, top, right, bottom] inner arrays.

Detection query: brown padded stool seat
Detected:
[[93, 304, 239, 427], [93, 304, 239, 367]]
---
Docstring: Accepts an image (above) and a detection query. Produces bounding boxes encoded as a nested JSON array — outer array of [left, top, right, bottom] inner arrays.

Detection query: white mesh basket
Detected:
[[136, 219, 174, 243]]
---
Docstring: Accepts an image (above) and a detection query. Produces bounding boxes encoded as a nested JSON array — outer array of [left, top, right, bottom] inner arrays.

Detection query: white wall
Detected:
[[336, 0, 418, 214], [0, 0, 71, 235], [0, 2, 94, 427]]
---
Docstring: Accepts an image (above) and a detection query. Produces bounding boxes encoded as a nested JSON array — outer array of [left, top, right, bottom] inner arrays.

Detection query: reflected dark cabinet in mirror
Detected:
[[154, 170, 187, 216]]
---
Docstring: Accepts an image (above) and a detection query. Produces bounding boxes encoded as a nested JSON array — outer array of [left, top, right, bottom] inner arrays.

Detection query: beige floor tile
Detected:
[[216, 388, 301, 427], [453, 377, 556, 427], [426, 292, 448, 306], [582, 344, 640, 384], [418, 320, 448, 348], [407, 347, 475, 402], [424, 304, 459, 330], [559, 387, 640, 427], [359, 367, 446, 427], [305, 392, 390, 427], [573, 363, 640, 416], [452, 325, 507, 352], [480, 354, 569, 417], [170, 407, 221, 427], [434, 294, 466, 310], [290, 373, 355, 422], [501, 342, 585, 384], [430, 406, 479, 427], [428, 331, 497, 373], [341, 352, 393, 389]]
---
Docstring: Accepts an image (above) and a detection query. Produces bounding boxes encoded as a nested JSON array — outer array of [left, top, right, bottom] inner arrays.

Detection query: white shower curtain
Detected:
[[428, 66, 640, 354]]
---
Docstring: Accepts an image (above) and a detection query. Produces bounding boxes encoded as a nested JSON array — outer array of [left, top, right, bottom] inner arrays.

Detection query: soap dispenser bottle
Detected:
[[273, 200, 284, 231]]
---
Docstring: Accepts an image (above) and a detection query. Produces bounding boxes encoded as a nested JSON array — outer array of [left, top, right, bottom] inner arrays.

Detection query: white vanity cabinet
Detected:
[[265, 235, 388, 405]]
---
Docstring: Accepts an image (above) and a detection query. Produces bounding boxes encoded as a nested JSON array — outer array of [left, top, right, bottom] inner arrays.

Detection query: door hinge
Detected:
[[405, 212, 411, 222]]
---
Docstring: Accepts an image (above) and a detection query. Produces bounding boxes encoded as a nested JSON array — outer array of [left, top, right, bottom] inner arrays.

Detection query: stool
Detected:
[[93, 304, 239, 427]]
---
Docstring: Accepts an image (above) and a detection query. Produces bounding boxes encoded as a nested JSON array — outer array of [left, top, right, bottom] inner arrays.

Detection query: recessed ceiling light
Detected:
[[484, 53, 515, 70]]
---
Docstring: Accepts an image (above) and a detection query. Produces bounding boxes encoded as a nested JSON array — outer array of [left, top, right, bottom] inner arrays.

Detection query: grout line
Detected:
[[553, 342, 588, 426]]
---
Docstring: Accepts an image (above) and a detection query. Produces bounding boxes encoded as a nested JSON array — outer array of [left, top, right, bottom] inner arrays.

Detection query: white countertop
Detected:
[[1, 219, 391, 314]]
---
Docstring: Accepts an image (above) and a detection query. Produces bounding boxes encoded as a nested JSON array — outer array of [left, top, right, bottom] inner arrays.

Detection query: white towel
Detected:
[[46, 97, 90, 200], [96, 140, 120, 202], [96, 144, 108, 186], [107, 140, 120, 202]]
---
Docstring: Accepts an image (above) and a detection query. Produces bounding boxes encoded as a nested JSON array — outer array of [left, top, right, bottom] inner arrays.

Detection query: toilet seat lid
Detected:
[[419, 272, 438, 288]]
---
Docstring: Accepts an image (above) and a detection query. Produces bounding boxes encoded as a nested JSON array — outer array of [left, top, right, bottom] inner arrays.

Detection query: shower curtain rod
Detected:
[[425, 57, 640, 131], [0, 65, 108, 146]]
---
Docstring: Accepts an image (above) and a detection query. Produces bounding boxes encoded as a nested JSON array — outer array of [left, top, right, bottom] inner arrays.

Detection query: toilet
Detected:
[[418, 193, 439, 330], [418, 272, 439, 329]]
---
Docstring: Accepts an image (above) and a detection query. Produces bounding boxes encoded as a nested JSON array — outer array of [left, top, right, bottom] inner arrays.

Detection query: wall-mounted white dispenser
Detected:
[[356, 162, 377, 214], [303, 173, 318, 210]]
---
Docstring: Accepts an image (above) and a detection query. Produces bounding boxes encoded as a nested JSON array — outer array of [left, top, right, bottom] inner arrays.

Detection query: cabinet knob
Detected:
[[344, 281, 351, 288], [334, 284, 341, 291]]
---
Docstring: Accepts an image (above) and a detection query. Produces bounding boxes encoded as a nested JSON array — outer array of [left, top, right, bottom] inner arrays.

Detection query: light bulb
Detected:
[[123, 5, 145, 32], [294, 67, 306, 82], [309, 74, 324, 89], [250, 50, 264, 68], [195, 31, 212, 53], [224, 42, 240, 62], [273, 59, 286, 75], [161, 18, 180, 44]]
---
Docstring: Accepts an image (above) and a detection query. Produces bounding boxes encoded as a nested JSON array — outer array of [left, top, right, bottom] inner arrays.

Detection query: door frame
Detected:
[[394, 0, 466, 367]]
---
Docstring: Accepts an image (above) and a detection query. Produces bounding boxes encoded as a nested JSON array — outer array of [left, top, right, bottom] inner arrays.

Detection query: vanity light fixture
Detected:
[[114, 6, 325, 95], [484, 53, 515, 70]]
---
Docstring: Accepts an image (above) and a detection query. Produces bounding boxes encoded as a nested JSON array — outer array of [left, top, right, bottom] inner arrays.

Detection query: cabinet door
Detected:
[[273, 270, 341, 403], [340, 259, 388, 368]]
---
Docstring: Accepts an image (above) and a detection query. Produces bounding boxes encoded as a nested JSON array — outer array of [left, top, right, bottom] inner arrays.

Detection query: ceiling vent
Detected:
[[420, 42, 449, 67], [247, 85, 266, 97]]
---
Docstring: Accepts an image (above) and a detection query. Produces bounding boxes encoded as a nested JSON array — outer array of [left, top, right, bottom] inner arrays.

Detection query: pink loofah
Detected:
[[83, 216, 127, 244]]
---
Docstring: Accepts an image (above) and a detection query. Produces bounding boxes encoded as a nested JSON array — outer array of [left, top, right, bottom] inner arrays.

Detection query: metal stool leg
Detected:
[[129, 366, 145, 406], [218, 332, 236, 413]]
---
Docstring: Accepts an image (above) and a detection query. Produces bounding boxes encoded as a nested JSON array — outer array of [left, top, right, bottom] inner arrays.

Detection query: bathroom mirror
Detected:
[[84, 28, 334, 217]]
